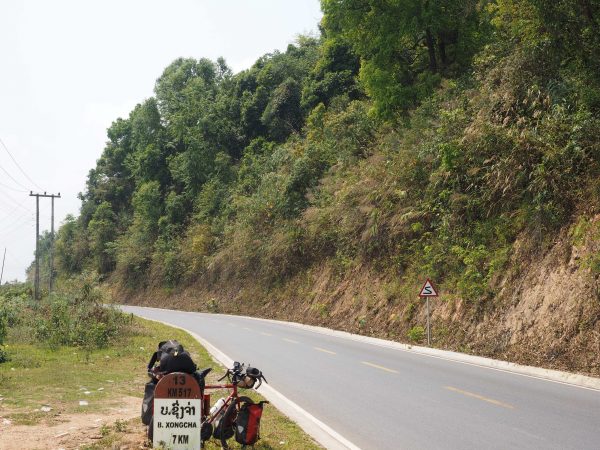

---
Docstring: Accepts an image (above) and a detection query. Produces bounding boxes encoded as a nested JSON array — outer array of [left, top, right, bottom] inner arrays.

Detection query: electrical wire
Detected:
[[0, 188, 34, 214], [3, 248, 30, 278], [0, 161, 30, 191], [0, 136, 44, 191], [2, 223, 34, 242], [0, 196, 26, 216], [1, 225, 34, 249], [8, 248, 29, 268], [0, 202, 22, 224], [0, 210, 34, 234], [0, 180, 28, 193], [0, 220, 34, 243]]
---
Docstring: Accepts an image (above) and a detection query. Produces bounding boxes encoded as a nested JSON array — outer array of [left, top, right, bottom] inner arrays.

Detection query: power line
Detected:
[[0, 222, 33, 243], [0, 189, 33, 214], [0, 136, 44, 191], [3, 248, 30, 277], [0, 180, 28, 193], [0, 225, 34, 254], [0, 209, 34, 234], [0, 216, 32, 230], [0, 161, 30, 191], [0, 198, 27, 217], [0, 202, 22, 223], [2, 223, 34, 243]]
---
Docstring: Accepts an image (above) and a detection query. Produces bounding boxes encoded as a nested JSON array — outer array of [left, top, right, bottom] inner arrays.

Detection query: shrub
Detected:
[[0, 284, 35, 362], [407, 326, 425, 342], [19, 275, 131, 351], [0, 307, 7, 346], [33, 295, 127, 351]]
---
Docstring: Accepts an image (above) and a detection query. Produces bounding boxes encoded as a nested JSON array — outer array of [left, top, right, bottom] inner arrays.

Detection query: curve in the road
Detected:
[[143, 312, 360, 450], [121, 306, 600, 450]]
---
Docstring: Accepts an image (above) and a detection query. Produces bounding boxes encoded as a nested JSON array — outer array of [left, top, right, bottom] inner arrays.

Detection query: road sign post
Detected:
[[153, 372, 202, 449], [418, 279, 439, 346], [426, 297, 430, 345]]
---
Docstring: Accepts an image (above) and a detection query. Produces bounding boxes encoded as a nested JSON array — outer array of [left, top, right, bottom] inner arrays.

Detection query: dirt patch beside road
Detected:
[[0, 396, 145, 450]]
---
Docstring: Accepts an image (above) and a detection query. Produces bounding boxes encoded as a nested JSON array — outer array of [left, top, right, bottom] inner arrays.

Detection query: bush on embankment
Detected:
[[0, 275, 131, 359]]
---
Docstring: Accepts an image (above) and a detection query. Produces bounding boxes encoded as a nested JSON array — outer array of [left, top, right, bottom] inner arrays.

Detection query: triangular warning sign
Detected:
[[418, 279, 439, 297]]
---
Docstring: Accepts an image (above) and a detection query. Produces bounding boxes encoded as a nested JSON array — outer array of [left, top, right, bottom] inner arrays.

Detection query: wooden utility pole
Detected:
[[50, 195, 55, 291], [30, 191, 61, 299], [0, 247, 6, 285]]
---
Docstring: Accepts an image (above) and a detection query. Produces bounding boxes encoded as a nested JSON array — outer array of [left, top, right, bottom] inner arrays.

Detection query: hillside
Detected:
[[43, 1, 600, 375]]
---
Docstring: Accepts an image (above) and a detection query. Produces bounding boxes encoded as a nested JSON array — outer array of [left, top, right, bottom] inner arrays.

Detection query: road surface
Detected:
[[121, 306, 600, 450]]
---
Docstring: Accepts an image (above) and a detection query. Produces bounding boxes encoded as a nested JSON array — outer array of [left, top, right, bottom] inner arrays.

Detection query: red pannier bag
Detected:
[[235, 400, 268, 446]]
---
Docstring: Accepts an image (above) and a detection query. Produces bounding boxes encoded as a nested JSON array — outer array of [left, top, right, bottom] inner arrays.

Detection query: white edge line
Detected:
[[132, 313, 361, 450], [243, 315, 600, 392], [119, 305, 600, 392], [247, 317, 600, 392]]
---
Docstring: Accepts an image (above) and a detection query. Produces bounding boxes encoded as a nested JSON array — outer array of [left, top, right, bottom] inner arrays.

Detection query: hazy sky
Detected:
[[0, 0, 322, 282]]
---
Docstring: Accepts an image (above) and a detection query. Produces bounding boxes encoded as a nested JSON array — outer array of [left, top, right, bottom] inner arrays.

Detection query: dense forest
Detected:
[[35, 1, 600, 373]]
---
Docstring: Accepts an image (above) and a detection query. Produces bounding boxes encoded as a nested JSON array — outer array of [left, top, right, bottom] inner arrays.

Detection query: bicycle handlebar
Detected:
[[146, 362, 265, 389], [217, 362, 267, 389]]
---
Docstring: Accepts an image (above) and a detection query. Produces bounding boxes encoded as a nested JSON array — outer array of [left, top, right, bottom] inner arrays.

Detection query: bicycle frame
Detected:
[[200, 382, 243, 449], [202, 382, 239, 425]]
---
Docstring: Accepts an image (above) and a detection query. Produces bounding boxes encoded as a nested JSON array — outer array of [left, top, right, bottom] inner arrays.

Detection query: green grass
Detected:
[[0, 316, 322, 449]]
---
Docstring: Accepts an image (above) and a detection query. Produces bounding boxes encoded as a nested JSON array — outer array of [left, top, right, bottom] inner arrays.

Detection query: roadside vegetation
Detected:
[[0, 282, 320, 449], [29, 1, 600, 373]]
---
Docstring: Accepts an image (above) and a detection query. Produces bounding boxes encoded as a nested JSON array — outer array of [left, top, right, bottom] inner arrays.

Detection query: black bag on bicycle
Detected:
[[147, 339, 197, 375], [142, 340, 200, 428], [213, 416, 235, 441], [141, 381, 155, 425], [235, 399, 268, 446], [159, 349, 197, 374]]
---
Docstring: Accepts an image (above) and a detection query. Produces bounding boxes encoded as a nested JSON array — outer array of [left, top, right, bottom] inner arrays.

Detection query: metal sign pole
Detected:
[[419, 278, 438, 347], [426, 297, 431, 346]]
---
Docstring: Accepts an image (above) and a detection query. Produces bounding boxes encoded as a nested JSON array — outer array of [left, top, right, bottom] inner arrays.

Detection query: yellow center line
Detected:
[[283, 338, 299, 344], [445, 386, 514, 409], [314, 347, 336, 355], [260, 332, 272, 336], [361, 361, 398, 374]]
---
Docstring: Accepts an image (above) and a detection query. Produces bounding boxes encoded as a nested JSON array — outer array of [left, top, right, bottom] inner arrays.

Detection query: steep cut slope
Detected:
[[45, 1, 600, 376]]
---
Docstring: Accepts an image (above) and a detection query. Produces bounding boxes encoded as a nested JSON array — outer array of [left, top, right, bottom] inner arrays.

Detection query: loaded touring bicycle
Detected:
[[142, 340, 268, 449]]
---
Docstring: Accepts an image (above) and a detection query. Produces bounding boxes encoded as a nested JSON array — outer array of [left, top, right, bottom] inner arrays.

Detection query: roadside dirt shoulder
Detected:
[[0, 396, 145, 450]]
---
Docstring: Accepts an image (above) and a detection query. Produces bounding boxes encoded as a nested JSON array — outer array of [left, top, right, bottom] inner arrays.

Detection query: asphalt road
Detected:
[[121, 306, 600, 450]]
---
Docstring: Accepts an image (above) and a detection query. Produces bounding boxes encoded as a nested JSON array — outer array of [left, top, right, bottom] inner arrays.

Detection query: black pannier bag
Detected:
[[213, 397, 238, 441], [159, 348, 197, 374], [235, 399, 269, 446], [141, 381, 155, 425], [141, 340, 201, 425], [147, 340, 197, 375]]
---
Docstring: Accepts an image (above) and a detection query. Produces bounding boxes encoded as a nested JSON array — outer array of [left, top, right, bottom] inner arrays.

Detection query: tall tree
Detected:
[[321, 0, 483, 117]]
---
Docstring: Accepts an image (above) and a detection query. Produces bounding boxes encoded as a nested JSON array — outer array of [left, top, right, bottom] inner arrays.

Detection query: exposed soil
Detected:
[[0, 396, 146, 450], [118, 215, 600, 378]]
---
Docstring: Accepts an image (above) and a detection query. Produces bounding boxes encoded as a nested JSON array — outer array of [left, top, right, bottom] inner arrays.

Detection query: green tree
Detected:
[[321, 0, 484, 117], [261, 78, 303, 141], [301, 36, 362, 111], [88, 202, 117, 274], [55, 215, 87, 275], [131, 181, 163, 239]]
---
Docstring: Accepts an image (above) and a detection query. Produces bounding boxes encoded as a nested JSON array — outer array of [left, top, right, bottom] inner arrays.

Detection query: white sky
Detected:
[[0, 0, 322, 282]]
